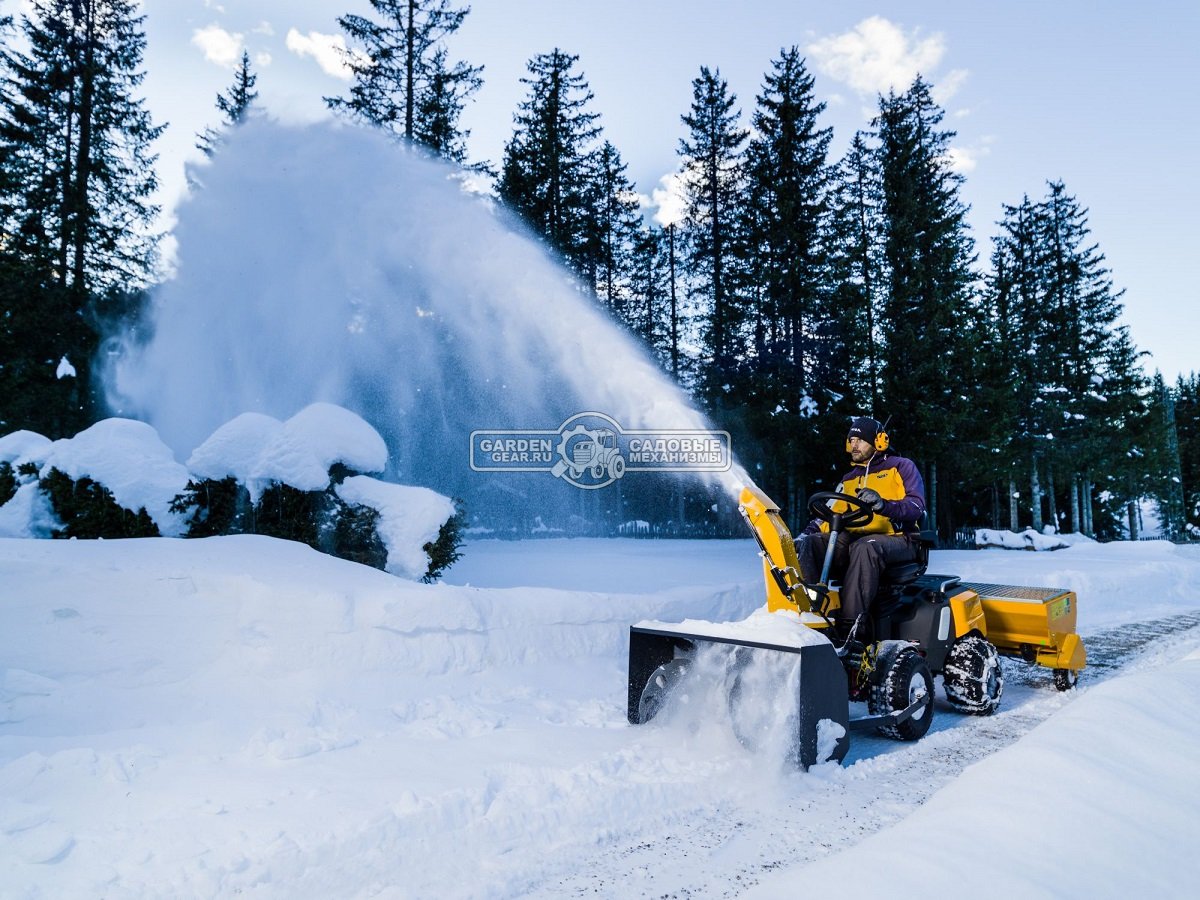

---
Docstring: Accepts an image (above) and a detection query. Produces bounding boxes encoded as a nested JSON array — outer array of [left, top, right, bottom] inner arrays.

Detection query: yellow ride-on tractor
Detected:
[[627, 485, 1087, 768]]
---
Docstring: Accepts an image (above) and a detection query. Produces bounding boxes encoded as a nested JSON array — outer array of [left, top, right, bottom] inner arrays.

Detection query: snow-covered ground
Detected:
[[2, 535, 1199, 898]]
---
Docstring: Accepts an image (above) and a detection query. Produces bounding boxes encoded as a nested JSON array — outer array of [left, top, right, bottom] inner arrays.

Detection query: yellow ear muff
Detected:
[[874, 430, 889, 452]]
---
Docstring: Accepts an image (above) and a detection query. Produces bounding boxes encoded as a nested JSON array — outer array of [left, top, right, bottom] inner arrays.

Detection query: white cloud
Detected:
[[192, 24, 243, 70], [942, 146, 977, 174], [650, 170, 688, 227], [286, 29, 352, 81], [253, 21, 275, 37], [255, 51, 273, 68], [807, 16, 966, 101], [933, 68, 969, 105]]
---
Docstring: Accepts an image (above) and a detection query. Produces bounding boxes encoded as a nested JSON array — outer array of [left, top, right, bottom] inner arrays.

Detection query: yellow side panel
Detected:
[[968, 583, 1086, 672], [982, 590, 1075, 648], [948, 590, 986, 638]]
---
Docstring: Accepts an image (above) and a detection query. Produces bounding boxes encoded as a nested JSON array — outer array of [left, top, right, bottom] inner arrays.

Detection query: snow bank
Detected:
[[336, 476, 456, 579], [1, 536, 1199, 897], [40, 419, 191, 536], [747, 647, 1200, 897], [975, 527, 1098, 550]]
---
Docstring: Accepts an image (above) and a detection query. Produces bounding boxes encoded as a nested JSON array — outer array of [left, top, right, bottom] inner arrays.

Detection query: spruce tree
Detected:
[[873, 77, 978, 536], [984, 196, 1045, 529], [0, 0, 163, 295], [743, 49, 831, 382], [740, 48, 836, 523], [584, 140, 641, 317], [1146, 373, 1187, 538], [627, 226, 669, 360], [0, 0, 162, 434], [1175, 373, 1200, 536], [327, 0, 482, 162], [413, 45, 482, 163], [196, 51, 258, 157], [826, 130, 884, 411], [498, 49, 601, 276], [678, 66, 748, 403]]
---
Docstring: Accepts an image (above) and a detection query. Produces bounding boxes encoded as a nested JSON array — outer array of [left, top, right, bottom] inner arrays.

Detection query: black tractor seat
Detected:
[[874, 529, 938, 615]]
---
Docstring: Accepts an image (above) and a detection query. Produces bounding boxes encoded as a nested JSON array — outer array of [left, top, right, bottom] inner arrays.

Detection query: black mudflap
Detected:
[[627, 625, 851, 767]]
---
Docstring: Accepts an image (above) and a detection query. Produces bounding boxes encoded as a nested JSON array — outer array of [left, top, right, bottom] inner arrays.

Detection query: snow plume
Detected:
[[107, 120, 751, 521]]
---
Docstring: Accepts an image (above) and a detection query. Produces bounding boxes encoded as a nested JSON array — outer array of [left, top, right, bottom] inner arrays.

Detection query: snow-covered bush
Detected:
[[175, 404, 462, 580], [422, 500, 465, 582], [0, 461, 14, 507], [0, 420, 187, 539], [39, 467, 160, 538], [0, 404, 464, 579], [169, 476, 253, 537]]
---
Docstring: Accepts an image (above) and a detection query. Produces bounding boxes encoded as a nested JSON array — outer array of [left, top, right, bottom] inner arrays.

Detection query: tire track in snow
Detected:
[[524, 612, 1200, 898]]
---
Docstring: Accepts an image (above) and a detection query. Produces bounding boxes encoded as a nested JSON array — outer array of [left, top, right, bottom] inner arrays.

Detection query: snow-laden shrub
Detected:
[[169, 477, 253, 537], [0, 420, 186, 539], [334, 476, 460, 580], [0, 405, 463, 579], [39, 467, 160, 539], [422, 499, 465, 583], [40, 419, 190, 536], [0, 461, 14, 507], [330, 499, 389, 571], [174, 404, 462, 579]]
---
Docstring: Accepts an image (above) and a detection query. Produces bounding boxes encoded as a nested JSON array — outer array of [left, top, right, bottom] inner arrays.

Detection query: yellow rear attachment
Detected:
[[962, 582, 1087, 671]]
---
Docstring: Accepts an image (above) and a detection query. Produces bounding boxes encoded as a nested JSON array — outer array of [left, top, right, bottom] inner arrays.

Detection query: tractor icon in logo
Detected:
[[553, 423, 627, 486]]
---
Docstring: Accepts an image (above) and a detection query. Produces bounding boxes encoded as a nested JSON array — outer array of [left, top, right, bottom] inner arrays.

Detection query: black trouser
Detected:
[[795, 531, 918, 626]]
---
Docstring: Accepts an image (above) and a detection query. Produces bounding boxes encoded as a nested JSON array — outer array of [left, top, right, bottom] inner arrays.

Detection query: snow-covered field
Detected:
[[2, 535, 1199, 898]]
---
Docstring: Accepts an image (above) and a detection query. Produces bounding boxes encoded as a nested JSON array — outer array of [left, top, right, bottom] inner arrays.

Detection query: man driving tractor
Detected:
[[795, 416, 927, 643]]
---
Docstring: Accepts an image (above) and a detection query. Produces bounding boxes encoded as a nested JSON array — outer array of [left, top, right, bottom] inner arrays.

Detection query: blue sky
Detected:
[[9, 0, 1195, 379]]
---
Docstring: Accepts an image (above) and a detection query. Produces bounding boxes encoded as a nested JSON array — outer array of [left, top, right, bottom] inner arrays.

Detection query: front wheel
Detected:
[[637, 658, 689, 723], [943, 634, 1004, 715], [869, 645, 934, 741]]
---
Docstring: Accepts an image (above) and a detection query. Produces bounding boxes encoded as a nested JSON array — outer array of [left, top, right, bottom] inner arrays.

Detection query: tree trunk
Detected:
[[1030, 454, 1043, 532], [1069, 472, 1080, 534], [405, 0, 416, 140], [1127, 500, 1139, 540], [1046, 466, 1058, 533], [1009, 478, 1019, 531], [667, 224, 679, 380], [928, 460, 938, 536], [1082, 475, 1093, 536], [70, 1, 98, 295]]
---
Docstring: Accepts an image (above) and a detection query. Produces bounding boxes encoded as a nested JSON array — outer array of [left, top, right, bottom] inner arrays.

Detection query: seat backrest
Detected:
[[881, 519, 935, 586]]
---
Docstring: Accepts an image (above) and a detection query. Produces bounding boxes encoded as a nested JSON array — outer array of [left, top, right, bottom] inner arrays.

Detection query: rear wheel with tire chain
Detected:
[[869, 645, 934, 741], [1053, 667, 1080, 691], [943, 634, 1004, 715]]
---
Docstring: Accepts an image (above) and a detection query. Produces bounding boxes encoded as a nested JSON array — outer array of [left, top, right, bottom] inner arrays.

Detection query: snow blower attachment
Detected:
[[626, 484, 1088, 767]]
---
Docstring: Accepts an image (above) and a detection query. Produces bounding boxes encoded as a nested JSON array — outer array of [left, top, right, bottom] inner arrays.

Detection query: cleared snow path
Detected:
[[524, 613, 1200, 898]]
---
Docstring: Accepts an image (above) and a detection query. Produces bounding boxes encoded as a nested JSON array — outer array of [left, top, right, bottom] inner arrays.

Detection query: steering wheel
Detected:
[[807, 490, 875, 530]]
